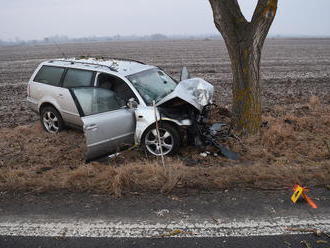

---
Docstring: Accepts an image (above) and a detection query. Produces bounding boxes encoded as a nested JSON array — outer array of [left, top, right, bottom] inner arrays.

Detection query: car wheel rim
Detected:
[[145, 128, 174, 156], [43, 111, 59, 133]]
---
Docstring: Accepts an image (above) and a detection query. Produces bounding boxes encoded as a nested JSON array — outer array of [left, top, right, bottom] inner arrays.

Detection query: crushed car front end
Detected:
[[127, 70, 217, 153], [127, 67, 239, 159]]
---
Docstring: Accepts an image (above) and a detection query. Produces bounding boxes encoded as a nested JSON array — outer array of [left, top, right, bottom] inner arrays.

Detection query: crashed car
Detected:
[[27, 58, 234, 161]]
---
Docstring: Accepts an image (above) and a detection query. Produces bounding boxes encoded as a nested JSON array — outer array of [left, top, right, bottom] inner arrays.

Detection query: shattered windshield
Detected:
[[127, 68, 177, 105]]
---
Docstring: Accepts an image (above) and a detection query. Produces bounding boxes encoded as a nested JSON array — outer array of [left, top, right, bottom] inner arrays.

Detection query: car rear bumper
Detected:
[[26, 97, 39, 113]]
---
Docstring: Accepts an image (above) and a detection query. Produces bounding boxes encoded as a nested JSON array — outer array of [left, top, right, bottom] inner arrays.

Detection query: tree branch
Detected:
[[251, 0, 278, 24], [250, 0, 278, 46], [209, 0, 249, 48]]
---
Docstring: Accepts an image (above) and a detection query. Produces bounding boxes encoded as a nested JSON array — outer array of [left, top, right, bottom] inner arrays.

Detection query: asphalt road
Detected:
[[0, 234, 328, 248], [0, 189, 328, 247]]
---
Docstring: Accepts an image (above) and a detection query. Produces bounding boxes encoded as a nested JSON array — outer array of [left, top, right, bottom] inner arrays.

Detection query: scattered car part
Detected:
[[200, 152, 208, 157], [214, 141, 240, 161], [192, 104, 240, 160]]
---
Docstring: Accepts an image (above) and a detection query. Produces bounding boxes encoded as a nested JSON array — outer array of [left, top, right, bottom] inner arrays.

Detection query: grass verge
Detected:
[[0, 98, 329, 196]]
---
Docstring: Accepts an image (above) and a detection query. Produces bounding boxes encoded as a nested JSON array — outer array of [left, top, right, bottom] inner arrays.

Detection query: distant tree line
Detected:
[[0, 34, 220, 46]]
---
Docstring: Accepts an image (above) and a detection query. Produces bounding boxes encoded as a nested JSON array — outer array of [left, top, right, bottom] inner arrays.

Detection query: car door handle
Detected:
[[85, 124, 98, 131], [58, 94, 64, 98]]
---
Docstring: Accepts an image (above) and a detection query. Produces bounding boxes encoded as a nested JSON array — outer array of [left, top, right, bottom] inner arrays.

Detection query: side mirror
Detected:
[[180, 66, 190, 81], [127, 98, 138, 109]]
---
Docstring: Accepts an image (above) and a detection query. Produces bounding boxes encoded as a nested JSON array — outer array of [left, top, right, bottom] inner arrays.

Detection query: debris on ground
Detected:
[[316, 240, 328, 244], [169, 195, 181, 201], [155, 209, 170, 217], [182, 103, 242, 161], [287, 227, 329, 238], [300, 240, 312, 248], [283, 241, 292, 248], [108, 153, 121, 159], [157, 229, 195, 238], [216, 143, 240, 161], [200, 152, 209, 158]]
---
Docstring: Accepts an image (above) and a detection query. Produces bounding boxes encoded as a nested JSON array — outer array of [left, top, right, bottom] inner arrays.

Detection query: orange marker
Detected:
[[302, 192, 318, 209], [291, 184, 318, 209]]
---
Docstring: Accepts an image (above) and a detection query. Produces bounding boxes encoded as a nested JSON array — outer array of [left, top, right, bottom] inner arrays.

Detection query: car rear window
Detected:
[[34, 66, 65, 86], [63, 69, 94, 88]]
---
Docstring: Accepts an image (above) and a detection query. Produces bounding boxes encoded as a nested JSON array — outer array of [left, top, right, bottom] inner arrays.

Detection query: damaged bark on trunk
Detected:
[[209, 0, 278, 134]]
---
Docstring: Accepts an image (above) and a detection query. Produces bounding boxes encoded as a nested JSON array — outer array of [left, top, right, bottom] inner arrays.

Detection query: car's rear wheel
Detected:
[[40, 106, 64, 133], [142, 123, 181, 156]]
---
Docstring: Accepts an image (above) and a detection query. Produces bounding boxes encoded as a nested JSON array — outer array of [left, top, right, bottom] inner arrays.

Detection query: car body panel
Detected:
[[82, 109, 136, 161], [134, 106, 192, 144], [32, 83, 82, 126], [26, 96, 39, 113], [156, 78, 214, 112]]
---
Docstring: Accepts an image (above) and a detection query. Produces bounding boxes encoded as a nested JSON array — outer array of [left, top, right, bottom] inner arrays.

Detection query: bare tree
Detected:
[[209, 0, 278, 134]]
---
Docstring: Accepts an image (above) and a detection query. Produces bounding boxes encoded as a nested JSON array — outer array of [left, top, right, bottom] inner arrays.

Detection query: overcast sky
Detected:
[[1, 0, 330, 41]]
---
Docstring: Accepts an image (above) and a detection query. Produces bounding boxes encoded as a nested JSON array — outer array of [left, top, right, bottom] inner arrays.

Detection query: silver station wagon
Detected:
[[27, 58, 216, 161]]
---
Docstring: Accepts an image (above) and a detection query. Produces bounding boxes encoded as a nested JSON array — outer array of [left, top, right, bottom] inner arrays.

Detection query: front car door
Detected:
[[70, 87, 136, 161], [61, 68, 96, 127]]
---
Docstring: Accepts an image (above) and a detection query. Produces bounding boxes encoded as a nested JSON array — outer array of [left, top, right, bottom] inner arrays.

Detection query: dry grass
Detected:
[[0, 98, 329, 196]]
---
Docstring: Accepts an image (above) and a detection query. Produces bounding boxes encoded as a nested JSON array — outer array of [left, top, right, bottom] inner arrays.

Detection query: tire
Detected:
[[40, 106, 65, 133], [142, 122, 181, 156]]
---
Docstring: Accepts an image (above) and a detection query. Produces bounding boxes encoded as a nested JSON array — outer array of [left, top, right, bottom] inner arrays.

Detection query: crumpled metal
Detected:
[[157, 78, 214, 112]]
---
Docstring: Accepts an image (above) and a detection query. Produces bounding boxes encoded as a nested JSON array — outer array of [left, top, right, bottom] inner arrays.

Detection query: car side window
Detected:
[[34, 66, 65, 86], [71, 87, 124, 116], [97, 73, 138, 104], [63, 69, 94, 88]]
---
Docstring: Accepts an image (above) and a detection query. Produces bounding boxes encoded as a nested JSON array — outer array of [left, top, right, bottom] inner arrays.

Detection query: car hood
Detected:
[[156, 78, 214, 112]]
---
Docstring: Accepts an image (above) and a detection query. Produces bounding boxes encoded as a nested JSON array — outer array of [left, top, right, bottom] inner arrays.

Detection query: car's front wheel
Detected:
[[40, 106, 64, 133], [142, 123, 181, 156]]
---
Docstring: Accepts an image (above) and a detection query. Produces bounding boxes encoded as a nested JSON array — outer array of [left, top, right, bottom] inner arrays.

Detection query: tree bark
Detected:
[[209, 0, 278, 134]]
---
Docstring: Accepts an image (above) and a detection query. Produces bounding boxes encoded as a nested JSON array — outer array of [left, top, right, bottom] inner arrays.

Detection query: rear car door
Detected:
[[31, 65, 84, 127], [70, 87, 136, 161]]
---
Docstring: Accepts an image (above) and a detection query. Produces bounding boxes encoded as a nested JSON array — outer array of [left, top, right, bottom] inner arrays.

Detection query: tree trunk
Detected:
[[230, 42, 262, 134], [209, 0, 277, 134]]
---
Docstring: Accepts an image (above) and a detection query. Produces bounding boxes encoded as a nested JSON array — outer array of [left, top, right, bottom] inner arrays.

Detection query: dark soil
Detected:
[[0, 38, 330, 128]]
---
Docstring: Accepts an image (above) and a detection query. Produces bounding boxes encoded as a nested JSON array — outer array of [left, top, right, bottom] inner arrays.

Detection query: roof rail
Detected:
[[109, 58, 146, 65], [49, 59, 118, 72]]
